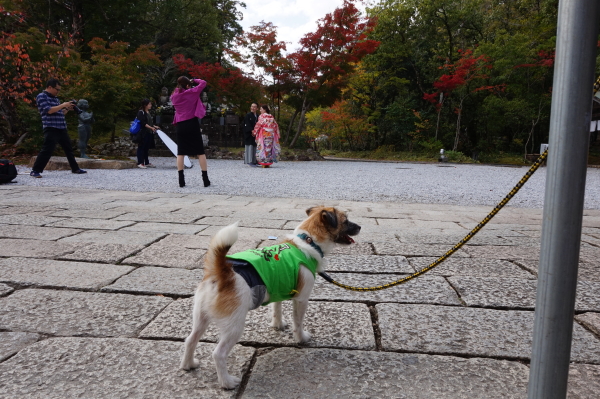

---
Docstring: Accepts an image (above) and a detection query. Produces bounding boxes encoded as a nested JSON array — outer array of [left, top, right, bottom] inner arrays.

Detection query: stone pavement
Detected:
[[0, 185, 599, 398]]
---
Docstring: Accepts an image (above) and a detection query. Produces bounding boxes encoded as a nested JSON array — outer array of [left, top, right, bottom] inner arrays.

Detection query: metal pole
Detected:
[[528, 1, 600, 398]]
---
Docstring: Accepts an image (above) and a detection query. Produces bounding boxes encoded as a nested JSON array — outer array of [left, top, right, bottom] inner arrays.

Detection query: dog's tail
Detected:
[[203, 222, 238, 286]]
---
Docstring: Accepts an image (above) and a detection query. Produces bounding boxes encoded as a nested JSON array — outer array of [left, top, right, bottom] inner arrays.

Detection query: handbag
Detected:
[[129, 118, 142, 134], [0, 159, 17, 184]]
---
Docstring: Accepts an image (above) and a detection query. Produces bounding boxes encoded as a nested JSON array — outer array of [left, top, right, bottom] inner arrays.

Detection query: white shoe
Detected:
[[137, 164, 147, 169]]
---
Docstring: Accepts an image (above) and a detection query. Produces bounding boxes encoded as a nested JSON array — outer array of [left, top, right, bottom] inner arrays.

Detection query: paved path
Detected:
[[0, 184, 599, 398]]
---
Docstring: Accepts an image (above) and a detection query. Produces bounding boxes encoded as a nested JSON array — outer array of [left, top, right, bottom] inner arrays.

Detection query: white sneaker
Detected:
[[137, 164, 147, 169]]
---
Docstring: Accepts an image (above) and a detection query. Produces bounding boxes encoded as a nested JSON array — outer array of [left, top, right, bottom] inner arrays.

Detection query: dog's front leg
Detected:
[[270, 302, 287, 330]]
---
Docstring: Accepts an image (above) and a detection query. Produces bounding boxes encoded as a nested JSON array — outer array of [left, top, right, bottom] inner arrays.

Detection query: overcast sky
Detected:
[[237, 0, 368, 53]]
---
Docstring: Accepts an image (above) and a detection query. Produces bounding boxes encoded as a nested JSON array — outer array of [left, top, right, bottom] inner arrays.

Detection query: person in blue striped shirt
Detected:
[[30, 78, 87, 178]]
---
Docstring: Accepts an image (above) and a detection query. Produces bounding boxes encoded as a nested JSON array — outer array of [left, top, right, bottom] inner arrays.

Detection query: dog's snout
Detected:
[[347, 222, 361, 235]]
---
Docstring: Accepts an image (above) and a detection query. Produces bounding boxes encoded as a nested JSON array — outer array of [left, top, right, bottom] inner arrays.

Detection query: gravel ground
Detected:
[[11, 157, 600, 209]]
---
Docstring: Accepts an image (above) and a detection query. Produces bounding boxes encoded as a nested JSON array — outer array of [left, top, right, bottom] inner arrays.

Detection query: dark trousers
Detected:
[[32, 127, 80, 173], [136, 133, 151, 165]]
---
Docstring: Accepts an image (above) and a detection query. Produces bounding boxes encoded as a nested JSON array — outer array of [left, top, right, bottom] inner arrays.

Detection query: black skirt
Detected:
[[176, 117, 205, 156]]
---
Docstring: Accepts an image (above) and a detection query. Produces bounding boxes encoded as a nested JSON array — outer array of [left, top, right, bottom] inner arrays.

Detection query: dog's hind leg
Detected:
[[181, 294, 210, 370], [292, 266, 315, 343], [292, 299, 312, 343], [270, 302, 287, 330], [212, 308, 247, 389]]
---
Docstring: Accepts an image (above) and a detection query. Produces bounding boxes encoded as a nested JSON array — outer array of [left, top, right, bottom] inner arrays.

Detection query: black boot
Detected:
[[202, 170, 210, 187], [178, 170, 185, 187]]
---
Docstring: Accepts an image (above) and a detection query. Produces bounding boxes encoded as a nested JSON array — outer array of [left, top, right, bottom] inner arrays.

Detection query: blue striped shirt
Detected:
[[36, 91, 67, 129]]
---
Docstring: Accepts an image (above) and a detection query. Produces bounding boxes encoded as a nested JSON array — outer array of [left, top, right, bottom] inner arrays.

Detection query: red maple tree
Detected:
[[173, 54, 261, 114], [286, 0, 379, 146], [423, 49, 497, 149]]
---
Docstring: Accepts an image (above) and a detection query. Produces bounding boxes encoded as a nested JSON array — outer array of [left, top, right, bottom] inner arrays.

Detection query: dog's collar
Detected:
[[297, 233, 324, 258]]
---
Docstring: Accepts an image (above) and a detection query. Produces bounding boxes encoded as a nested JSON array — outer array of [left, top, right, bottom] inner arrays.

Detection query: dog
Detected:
[[180, 206, 361, 389]]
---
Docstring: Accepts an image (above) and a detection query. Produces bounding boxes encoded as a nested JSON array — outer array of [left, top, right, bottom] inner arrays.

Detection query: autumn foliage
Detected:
[[173, 54, 261, 112]]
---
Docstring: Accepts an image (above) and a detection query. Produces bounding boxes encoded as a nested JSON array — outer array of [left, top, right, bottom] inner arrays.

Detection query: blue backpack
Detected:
[[129, 118, 142, 134]]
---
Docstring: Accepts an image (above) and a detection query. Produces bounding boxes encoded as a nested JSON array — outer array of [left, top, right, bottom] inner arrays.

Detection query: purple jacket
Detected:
[[170, 79, 207, 124]]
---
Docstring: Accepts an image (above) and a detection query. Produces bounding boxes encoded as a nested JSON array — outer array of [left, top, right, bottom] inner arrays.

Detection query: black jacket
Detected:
[[137, 110, 156, 149], [243, 112, 258, 145]]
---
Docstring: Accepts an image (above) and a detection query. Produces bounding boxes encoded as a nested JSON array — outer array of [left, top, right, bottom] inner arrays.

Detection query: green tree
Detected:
[[66, 38, 162, 141]]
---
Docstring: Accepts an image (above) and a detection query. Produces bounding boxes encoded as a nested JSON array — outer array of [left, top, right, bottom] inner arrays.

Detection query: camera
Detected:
[[70, 100, 83, 114]]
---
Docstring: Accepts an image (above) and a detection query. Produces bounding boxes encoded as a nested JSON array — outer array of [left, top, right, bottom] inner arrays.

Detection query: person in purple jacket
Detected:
[[171, 76, 210, 188]]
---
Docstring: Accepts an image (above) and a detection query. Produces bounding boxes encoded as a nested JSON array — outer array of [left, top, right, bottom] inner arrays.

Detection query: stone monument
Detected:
[[77, 99, 94, 158], [159, 87, 170, 106]]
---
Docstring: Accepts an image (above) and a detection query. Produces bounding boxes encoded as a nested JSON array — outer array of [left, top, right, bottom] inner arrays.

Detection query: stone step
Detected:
[[28, 156, 136, 170]]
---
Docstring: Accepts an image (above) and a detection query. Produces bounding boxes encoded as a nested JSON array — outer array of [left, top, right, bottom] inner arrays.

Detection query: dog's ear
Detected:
[[321, 210, 338, 228], [306, 207, 317, 216]]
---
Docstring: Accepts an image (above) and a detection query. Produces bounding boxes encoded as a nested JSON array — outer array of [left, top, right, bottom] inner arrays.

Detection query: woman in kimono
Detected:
[[252, 105, 280, 167]]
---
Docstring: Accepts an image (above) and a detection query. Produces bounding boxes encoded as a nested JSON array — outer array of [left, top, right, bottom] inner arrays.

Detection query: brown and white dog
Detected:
[[180, 206, 361, 389]]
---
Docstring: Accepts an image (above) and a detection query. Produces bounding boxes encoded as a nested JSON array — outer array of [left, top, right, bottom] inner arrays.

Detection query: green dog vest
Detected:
[[227, 243, 319, 305]]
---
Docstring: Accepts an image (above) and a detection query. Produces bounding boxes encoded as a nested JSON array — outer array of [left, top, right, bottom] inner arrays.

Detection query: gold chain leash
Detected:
[[318, 149, 549, 291]]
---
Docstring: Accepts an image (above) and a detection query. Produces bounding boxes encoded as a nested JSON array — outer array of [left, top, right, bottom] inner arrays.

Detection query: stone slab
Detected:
[[155, 234, 261, 253], [0, 337, 253, 398], [0, 258, 134, 290], [116, 212, 201, 223], [28, 156, 136, 170], [376, 218, 462, 230], [102, 266, 203, 296], [0, 289, 171, 337], [60, 243, 145, 263], [449, 277, 600, 312], [462, 245, 540, 260], [312, 272, 461, 305], [330, 242, 375, 255], [0, 283, 13, 296], [568, 363, 600, 399], [0, 224, 81, 240], [0, 332, 40, 362], [123, 245, 206, 269], [373, 242, 469, 257], [0, 205, 57, 215], [196, 216, 287, 229], [408, 257, 534, 278], [59, 230, 164, 246], [576, 312, 600, 337], [141, 299, 376, 350], [243, 348, 529, 398], [325, 255, 413, 273], [397, 232, 515, 246], [48, 209, 127, 219], [0, 238, 80, 258], [511, 258, 600, 281], [377, 304, 600, 363], [0, 214, 67, 226], [46, 217, 134, 230], [121, 222, 209, 235]]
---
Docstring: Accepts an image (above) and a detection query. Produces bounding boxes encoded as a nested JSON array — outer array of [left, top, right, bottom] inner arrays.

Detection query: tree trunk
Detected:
[[434, 95, 444, 140], [453, 98, 464, 151], [0, 100, 16, 143], [524, 100, 544, 160], [71, 0, 85, 43], [284, 110, 299, 145], [14, 132, 28, 147], [289, 97, 310, 148]]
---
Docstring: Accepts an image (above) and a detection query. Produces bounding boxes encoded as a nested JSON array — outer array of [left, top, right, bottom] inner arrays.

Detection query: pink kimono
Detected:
[[252, 113, 281, 166]]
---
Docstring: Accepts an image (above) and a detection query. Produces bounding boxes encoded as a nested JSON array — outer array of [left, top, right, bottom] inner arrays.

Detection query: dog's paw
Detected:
[[181, 358, 200, 370], [271, 319, 288, 330], [219, 374, 241, 389], [294, 329, 312, 343]]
